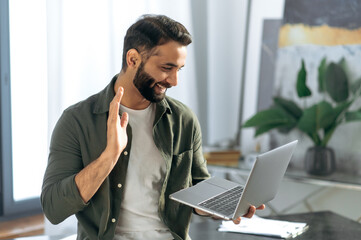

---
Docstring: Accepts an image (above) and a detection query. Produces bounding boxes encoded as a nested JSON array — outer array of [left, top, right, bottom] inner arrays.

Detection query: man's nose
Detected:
[[167, 70, 178, 87]]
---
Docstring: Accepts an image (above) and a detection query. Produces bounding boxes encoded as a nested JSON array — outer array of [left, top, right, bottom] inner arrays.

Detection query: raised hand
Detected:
[[75, 87, 129, 203], [105, 87, 129, 163]]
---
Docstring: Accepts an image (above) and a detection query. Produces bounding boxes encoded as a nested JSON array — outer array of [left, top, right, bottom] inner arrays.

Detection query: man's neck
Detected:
[[114, 71, 151, 110]]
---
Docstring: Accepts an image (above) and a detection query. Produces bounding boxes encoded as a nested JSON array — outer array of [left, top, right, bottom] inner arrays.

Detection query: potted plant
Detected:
[[243, 58, 361, 175]]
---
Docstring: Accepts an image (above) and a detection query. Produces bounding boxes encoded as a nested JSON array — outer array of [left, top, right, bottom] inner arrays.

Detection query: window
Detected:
[[0, 0, 44, 220], [9, 0, 48, 202]]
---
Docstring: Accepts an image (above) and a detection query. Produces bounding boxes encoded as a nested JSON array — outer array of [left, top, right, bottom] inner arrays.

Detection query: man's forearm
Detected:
[[75, 87, 128, 203], [75, 151, 117, 203]]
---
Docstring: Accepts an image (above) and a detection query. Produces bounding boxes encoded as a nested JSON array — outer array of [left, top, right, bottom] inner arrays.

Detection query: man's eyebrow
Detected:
[[164, 63, 178, 67], [163, 62, 185, 68]]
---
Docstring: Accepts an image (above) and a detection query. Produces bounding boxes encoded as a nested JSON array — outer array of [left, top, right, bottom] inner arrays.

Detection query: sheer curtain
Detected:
[[45, 0, 196, 234]]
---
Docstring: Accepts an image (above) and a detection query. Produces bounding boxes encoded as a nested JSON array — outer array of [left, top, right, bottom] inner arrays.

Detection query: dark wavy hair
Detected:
[[121, 14, 192, 70]]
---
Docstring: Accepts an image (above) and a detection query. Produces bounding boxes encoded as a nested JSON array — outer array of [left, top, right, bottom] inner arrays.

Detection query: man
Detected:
[[41, 14, 264, 240]]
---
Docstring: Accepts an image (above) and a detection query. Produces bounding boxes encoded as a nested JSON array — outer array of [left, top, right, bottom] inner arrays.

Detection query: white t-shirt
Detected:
[[114, 103, 173, 240]]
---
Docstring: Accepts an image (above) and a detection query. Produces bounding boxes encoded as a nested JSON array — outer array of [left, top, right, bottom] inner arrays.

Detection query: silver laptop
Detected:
[[169, 140, 298, 220]]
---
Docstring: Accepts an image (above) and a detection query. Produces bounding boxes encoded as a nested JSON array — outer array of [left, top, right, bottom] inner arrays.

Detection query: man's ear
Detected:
[[126, 49, 141, 69]]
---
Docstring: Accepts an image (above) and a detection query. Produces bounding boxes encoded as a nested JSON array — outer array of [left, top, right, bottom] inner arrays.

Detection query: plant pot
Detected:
[[305, 146, 336, 176]]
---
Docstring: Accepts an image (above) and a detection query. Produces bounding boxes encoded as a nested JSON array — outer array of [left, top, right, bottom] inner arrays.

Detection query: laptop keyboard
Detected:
[[199, 185, 244, 216]]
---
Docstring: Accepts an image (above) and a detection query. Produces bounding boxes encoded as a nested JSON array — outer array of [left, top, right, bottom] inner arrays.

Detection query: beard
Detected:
[[133, 63, 171, 103]]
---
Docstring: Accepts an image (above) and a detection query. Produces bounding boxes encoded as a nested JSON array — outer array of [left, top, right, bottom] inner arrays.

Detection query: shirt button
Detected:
[[117, 183, 122, 188], [112, 218, 116, 223], [123, 151, 128, 156]]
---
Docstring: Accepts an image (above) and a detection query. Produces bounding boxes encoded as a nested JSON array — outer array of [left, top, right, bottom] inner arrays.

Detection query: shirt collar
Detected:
[[93, 75, 118, 114]]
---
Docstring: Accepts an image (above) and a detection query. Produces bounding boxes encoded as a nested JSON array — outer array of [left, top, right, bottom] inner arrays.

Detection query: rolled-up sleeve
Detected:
[[41, 111, 88, 224]]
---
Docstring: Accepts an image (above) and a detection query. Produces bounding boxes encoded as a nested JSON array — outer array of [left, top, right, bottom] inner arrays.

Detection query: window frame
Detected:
[[0, 0, 42, 221]]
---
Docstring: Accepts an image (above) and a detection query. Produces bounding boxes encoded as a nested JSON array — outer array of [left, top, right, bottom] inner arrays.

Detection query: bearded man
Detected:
[[41, 14, 263, 240]]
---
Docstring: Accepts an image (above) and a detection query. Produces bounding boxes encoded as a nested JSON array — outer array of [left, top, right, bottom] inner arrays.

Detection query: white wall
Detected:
[[207, 0, 248, 146]]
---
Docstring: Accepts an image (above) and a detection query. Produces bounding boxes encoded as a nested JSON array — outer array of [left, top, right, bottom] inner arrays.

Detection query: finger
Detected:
[[257, 204, 266, 210], [242, 205, 256, 218], [109, 87, 124, 122], [120, 112, 129, 128], [114, 87, 124, 103], [232, 217, 241, 225]]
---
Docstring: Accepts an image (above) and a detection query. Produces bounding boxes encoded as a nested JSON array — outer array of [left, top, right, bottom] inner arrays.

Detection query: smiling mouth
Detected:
[[155, 83, 167, 93]]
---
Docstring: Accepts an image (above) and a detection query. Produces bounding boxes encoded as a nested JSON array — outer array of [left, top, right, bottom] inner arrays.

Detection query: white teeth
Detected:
[[156, 83, 165, 89], [156, 83, 166, 93]]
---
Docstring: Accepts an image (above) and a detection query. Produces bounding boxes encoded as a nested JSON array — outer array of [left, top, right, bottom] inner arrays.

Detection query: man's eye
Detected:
[[162, 67, 172, 71]]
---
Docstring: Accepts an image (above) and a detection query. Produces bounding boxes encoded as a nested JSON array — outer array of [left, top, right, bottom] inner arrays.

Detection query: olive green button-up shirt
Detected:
[[41, 76, 210, 240]]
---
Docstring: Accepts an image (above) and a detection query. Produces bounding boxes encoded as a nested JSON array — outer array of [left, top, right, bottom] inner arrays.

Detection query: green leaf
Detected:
[[331, 100, 352, 122], [297, 105, 322, 145], [296, 60, 312, 98], [318, 57, 327, 93], [255, 120, 298, 137], [345, 110, 361, 122], [273, 97, 303, 119], [243, 107, 297, 137], [321, 101, 353, 146], [297, 101, 334, 134], [243, 107, 295, 128], [297, 105, 317, 134], [322, 124, 337, 147], [278, 122, 298, 134], [325, 62, 349, 102], [317, 101, 335, 129], [254, 123, 287, 136]]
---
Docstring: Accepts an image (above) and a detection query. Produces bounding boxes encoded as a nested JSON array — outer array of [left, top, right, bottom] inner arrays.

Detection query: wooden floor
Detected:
[[0, 214, 44, 239]]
